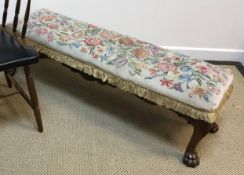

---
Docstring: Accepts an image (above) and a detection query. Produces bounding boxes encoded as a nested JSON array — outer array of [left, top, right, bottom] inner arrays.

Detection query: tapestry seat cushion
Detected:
[[17, 9, 233, 121]]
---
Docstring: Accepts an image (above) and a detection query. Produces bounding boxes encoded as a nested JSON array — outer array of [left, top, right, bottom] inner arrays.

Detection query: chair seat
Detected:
[[0, 30, 39, 71]]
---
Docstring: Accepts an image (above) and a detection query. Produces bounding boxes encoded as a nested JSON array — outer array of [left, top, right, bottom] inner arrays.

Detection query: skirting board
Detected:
[[161, 46, 244, 66]]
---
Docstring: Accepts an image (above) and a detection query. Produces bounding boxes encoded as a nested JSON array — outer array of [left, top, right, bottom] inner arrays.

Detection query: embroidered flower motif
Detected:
[[92, 52, 99, 59], [154, 63, 176, 72], [172, 70, 180, 75], [149, 68, 157, 75], [136, 40, 149, 45], [109, 57, 128, 68], [180, 66, 192, 72], [96, 46, 104, 53], [59, 35, 74, 44], [47, 33, 53, 42], [197, 66, 209, 74], [135, 62, 145, 70], [88, 24, 97, 30], [172, 56, 182, 62], [80, 47, 89, 53], [106, 46, 118, 54], [160, 80, 183, 92], [160, 79, 173, 87], [40, 15, 57, 22], [23, 9, 233, 107], [170, 83, 183, 92], [119, 38, 134, 45], [164, 56, 182, 63], [190, 60, 200, 66], [179, 74, 193, 83], [190, 87, 205, 97], [134, 48, 150, 59], [207, 86, 220, 95], [213, 74, 224, 84], [150, 46, 162, 56], [48, 24, 59, 29], [189, 87, 210, 102], [84, 37, 102, 46], [99, 30, 120, 40], [35, 28, 48, 35], [72, 31, 85, 39]]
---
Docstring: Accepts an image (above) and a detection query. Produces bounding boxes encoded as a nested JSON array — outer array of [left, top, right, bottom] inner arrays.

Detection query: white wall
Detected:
[[1, 0, 244, 64]]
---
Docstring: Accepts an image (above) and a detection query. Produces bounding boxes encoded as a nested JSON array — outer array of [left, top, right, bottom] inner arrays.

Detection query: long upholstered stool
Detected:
[[16, 9, 233, 167]]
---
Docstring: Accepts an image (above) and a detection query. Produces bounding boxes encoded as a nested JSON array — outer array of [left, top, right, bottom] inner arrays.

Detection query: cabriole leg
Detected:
[[183, 118, 212, 168]]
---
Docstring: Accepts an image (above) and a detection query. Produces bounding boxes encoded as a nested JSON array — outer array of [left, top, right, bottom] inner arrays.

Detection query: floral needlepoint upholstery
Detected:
[[17, 9, 233, 121]]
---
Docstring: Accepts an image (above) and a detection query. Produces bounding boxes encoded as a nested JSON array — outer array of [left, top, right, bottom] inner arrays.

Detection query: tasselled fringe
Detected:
[[24, 39, 233, 123]]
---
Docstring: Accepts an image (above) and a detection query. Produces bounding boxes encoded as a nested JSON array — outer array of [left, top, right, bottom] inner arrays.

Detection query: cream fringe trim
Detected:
[[24, 39, 233, 123]]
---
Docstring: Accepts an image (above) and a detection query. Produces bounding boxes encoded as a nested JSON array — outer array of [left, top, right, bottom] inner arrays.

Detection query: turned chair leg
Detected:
[[4, 71, 13, 88], [183, 118, 213, 168], [24, 66, 43, 132]]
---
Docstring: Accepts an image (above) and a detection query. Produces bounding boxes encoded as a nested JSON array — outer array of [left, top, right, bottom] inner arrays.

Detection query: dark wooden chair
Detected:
[[0, 0, 43, 132]]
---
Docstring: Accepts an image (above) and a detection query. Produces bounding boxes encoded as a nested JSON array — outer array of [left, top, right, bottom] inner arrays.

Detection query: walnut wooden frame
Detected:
[[57, 61, 219, 168]]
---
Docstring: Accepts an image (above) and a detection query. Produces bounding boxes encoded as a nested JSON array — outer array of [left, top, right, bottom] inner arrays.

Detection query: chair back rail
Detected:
[[1, 0, 31, 38]]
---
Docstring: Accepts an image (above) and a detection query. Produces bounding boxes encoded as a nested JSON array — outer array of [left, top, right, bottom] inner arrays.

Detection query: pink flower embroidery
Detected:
[[84, 37, 102, 46], [160, 79, 173, 87], [134, 48, 150, 59], [88, 24, 97, 30], [154, 63, 176, 72], [197, 66, 209, 74], [92, 52, 99, 59], [48, 24, 59, 29], [172, 56, 182, 62], [35, 28, 48, 35], [47, 33, 53, 42], [160, 80, 183, 92]]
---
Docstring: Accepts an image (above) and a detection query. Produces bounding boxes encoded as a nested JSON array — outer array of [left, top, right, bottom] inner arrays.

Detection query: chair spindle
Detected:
[[13, 0, 21, 32], [21, 0, 31, 38], [2, 0, 9, 27]]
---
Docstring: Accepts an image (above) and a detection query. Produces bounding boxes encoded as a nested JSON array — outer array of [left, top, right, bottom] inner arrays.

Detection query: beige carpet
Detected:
[[0, 59, 243, 175]]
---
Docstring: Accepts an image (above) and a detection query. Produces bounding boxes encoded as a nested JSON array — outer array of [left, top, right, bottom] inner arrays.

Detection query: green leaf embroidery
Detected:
[[89, 46, 95, 54], [196, 78, 202, 86]]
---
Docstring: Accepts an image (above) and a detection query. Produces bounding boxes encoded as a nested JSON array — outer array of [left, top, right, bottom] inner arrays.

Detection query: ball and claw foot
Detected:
[[183, 152, 199, 168], [209, 123, 219, 133]]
